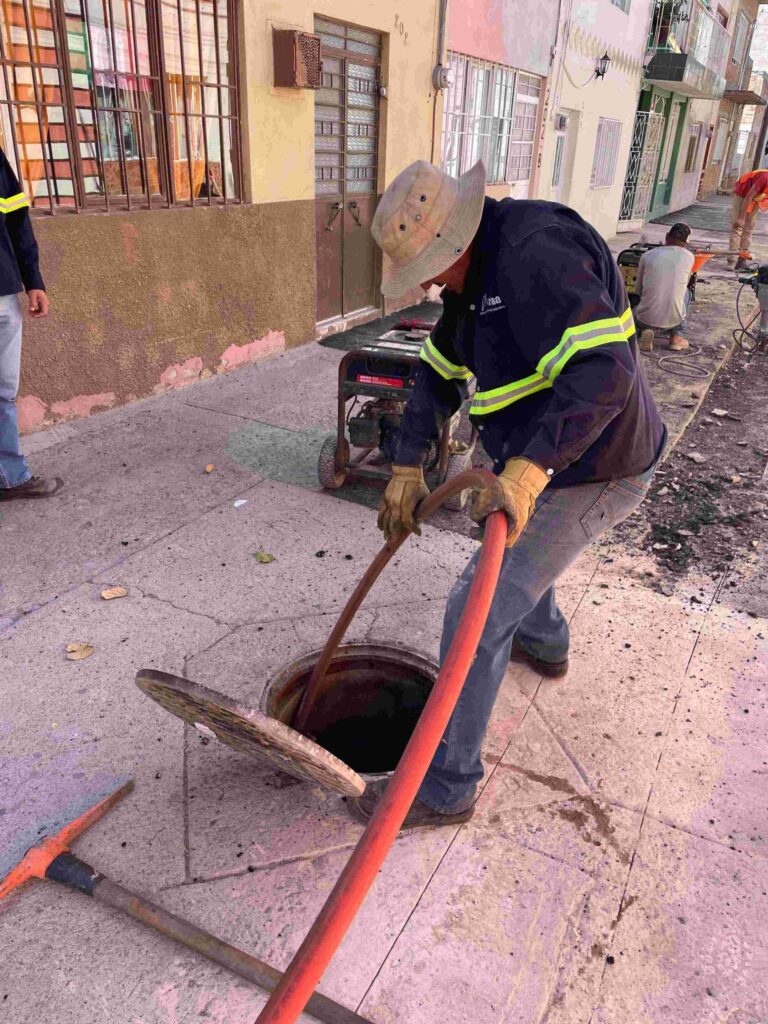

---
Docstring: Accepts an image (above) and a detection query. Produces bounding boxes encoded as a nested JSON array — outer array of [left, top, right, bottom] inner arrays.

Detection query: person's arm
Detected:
[[740, 181, 763, 218], [0, 151, 46, 314], [394, 316, 471, 466], [498, 225, 636, 477]]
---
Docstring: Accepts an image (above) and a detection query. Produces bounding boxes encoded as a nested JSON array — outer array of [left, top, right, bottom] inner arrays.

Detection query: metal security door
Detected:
[[619, 110, 665, 223], [314, 19, 381, 325]]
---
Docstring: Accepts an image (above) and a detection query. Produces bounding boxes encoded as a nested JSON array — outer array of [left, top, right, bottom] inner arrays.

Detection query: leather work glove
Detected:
[[470, 457, 550, 548], [378, 465, 430, 541]]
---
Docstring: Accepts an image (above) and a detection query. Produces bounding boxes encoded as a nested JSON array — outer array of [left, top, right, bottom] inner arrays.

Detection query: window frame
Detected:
[[0, 0, 243, 214], [684, 120, 703, 173], [610, 0, 631, 14], [590, 117, 622, 189], [731, 11, 751, 65], [441, 51, 542, 187]]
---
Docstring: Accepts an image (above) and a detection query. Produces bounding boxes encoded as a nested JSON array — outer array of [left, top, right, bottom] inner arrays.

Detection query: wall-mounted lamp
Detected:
[[595, 52, 611, 79]]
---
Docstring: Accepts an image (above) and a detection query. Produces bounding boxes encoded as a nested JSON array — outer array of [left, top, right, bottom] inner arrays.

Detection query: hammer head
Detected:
[[1, 770, 133, 899]]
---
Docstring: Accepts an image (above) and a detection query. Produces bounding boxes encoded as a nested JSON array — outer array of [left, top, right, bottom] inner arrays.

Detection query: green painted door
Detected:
[[648, 90, 688, 218]]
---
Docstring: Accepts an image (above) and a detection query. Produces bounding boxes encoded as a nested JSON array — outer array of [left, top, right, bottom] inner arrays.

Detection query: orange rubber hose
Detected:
[[255, 473, 507, 1024]]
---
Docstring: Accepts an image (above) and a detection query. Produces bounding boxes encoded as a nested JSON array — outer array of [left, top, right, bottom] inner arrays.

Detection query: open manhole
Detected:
[[262, 644, 437, 776], [136, 644, 436, 798]]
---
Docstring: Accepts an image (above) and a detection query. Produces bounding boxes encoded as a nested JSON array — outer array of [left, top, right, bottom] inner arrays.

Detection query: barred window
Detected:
[[0, 0, 242, 212], [590, 117, 622, 188], [441, 53, 541, 186], [684, 121, 703, 173]]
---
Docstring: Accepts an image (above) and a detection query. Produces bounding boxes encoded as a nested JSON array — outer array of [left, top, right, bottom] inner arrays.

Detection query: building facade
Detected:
[[695, 0, 766, 198], [536, 0, 653, 240], [439, 0, 559, 202], [2, 0, 444, 430]]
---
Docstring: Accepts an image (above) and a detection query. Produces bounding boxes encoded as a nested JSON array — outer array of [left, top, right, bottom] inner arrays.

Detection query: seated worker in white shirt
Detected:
[[633, 223, 695, 354]]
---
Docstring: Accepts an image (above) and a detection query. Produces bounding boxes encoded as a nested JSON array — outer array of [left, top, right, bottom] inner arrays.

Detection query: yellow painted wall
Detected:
[[239, 1, 443, 205]]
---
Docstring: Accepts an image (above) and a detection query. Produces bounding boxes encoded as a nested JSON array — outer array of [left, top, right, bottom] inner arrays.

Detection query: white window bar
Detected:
[[590, 117, 622, 189], [441, 52, 541, 185]]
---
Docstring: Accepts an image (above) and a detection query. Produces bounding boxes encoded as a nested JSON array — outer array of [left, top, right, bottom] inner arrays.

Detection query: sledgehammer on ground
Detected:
[[0, 774, 373, 1024]]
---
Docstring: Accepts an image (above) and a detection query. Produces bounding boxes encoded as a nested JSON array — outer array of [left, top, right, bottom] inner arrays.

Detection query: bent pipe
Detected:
[[259, 469, 507, 1024]]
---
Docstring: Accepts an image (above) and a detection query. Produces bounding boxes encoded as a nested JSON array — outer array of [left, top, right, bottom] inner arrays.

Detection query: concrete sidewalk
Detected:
[[1, 301, 767, 1023]]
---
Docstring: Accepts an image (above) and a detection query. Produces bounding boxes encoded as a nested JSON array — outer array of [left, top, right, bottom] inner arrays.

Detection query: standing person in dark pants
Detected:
[[350, 160, 665, 829], [0, 148, 62, 501]]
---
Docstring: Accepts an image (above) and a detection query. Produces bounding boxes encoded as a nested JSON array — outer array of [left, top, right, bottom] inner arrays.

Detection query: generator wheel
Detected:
[[318, 434, 348, 490], [443, 451, 473, 511]]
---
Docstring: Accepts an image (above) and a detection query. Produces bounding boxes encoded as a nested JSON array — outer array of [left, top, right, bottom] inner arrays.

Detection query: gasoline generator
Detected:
[[617, 242, 714, 305], [317, 323, 478, 511]]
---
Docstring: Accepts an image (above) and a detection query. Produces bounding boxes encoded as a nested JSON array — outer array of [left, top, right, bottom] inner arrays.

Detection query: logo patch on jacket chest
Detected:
[[480, 293, 506, 315]]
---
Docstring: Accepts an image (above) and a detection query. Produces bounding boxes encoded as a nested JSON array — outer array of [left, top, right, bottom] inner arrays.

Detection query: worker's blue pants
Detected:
[[417, 460, 659, 813], [0, 295, 29, 491]]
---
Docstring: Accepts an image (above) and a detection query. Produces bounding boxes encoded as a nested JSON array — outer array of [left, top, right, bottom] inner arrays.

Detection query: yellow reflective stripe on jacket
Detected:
[[470, 372, 552, 415], [536, 306, 633, 381], [0, 192, 30, 214], [419, 336, 473, 381], [470, 306, 634, 416]]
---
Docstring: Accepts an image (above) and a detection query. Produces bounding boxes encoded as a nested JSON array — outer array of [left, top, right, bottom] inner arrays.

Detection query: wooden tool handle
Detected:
[[45, 853, 373, 1024]]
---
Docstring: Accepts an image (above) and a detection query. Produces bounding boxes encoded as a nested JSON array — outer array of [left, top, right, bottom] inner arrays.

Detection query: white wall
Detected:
[[537, 0, 654, 238]]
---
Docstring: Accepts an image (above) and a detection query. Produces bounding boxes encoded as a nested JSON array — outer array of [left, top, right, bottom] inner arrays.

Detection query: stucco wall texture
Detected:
[[18, 201, 316, 431]]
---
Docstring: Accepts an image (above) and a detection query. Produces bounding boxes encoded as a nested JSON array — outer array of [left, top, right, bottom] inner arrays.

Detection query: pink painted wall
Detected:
[[446, 0, 557, 76]]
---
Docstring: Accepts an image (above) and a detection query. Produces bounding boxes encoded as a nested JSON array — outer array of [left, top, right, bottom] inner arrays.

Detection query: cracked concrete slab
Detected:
[[162, 828, 456, 1011], [1, 400, 261, 620], [474, 704, 643, 883], [645, 605, 768, 857], [105, 480, 476, 626], [174, 343, 341, 433], [593, 817, 768, 1024], [359, 827, 622, 1024], [0, 585, 228, 893], [533, 582, 707, 810]]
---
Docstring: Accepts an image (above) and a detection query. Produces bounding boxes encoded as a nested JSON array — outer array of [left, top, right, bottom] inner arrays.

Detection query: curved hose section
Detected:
[[257, 469, 507, 1024]]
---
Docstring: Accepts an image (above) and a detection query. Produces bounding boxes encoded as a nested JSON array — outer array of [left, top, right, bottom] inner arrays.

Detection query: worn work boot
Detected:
[[638, 328, 654, 353], [509, 638, 569, 679], [0, 475, 64, 501], [667, 335, 689, 352], [348, 778, 475, 830]]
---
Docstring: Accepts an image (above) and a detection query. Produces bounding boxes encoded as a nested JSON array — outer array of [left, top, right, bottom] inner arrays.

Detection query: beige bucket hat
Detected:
[[371, 160, 486, 297]]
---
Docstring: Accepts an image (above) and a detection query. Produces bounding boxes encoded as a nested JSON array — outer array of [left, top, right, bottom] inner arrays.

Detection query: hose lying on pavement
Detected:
[[255, 468, 508, 1024]]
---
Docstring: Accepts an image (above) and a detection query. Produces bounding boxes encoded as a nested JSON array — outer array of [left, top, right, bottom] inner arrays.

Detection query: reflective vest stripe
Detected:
[[0, 192, 29, 214], [537, 306, 634, 381], [470, 373, 552, 414], [419, 336, 473, 381], [470, 306, 634, 416]]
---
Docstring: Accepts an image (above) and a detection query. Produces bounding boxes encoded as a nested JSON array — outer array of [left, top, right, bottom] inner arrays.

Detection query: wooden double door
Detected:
[[314, 18, 381, 324]]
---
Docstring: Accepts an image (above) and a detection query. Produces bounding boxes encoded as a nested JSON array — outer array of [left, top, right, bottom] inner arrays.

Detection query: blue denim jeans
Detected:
[[417, 460, 658, 813], [635, 287, 692, 339], [0, 293, 29, 490]]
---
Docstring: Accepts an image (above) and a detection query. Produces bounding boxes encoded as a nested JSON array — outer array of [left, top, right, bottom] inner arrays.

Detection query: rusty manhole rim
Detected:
[[260, 641, 439, 721]]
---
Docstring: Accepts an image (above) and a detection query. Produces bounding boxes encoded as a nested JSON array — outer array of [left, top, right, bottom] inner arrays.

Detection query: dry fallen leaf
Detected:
[[205, 464, 215, 474], [711, 408, 728, 418], [100, 586, 128, 601], [66, 642, 94, 661], [253, 551, 275, 564]]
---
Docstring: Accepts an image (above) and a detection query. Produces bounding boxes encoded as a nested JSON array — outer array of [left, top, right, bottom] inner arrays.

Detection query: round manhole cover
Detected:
[[135, 669, 365, 798]]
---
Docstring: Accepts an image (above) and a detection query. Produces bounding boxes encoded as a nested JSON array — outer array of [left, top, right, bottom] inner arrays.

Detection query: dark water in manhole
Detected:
[[268, 656, 435, 775], [310, 675, 429, 773]]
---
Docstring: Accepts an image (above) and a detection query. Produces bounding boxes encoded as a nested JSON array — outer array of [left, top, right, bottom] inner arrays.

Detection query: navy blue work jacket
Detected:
[[397, 198, 665, 487], [0, 148, 44, 297]]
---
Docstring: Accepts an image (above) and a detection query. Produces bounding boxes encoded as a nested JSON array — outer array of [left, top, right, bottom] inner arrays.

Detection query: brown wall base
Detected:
[[18, 200, 316, 431]]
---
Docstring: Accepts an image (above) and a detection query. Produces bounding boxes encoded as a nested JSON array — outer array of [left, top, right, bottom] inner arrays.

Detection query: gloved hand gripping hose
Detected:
[[262, 469, 508, 1024]]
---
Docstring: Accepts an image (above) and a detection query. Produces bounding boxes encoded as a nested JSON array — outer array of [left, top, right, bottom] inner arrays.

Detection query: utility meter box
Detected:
[[273, 29, 322, 89]]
